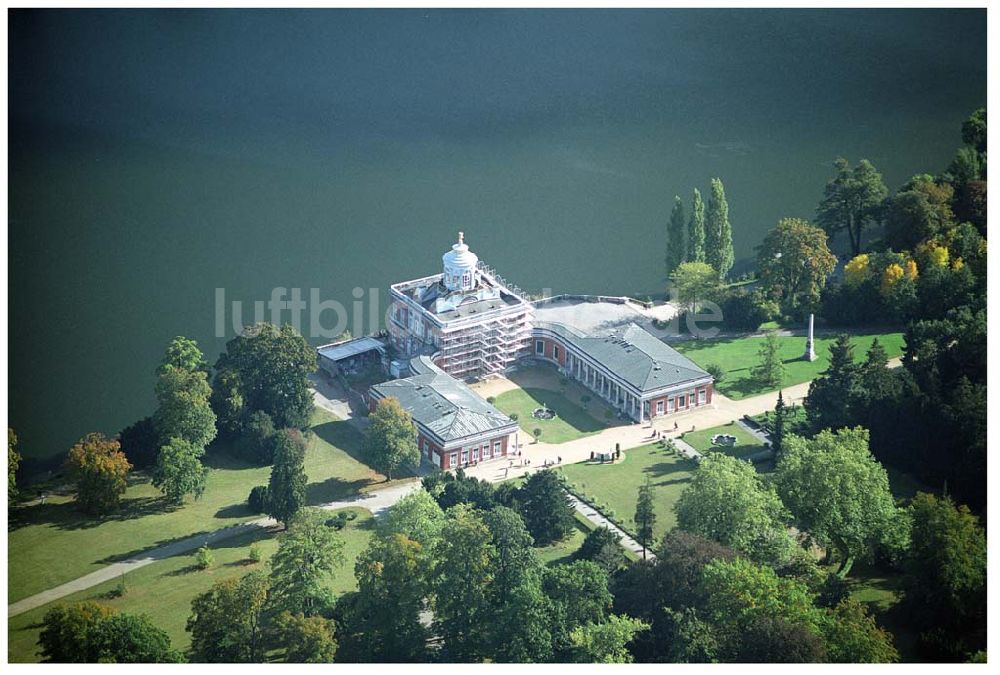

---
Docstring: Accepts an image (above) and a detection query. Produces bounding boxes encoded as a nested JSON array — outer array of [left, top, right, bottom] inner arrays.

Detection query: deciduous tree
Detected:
[[431, 503, 496, 662], [756, 217, 837, 313], [687, 188, 706, 263], [339, 533, 431, 662], [666, 195, 687, 274], [269, 507, 345, 615], [362, 397, 419, 480], [705, 178, 734, 280], [39, 602, 180, 663], [816, 157, 888, 255], [153, 437, 207, 503], [64, 432, 131, 515], [904, 492, 986, 660], [153, 365, 217, 449], [775, 428, 901, 577], [213, 322, 317, 430], [187, 571, 271, 663], [675, 453, 794, 566], [670, 261, 719, 312], [272, 610, 338, 663], [157, 335, 209, 375], [568, 614, 650, 663]]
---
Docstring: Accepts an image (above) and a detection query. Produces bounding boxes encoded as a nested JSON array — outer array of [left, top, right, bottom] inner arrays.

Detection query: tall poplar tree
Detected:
[[687, 189, 706, 263], [666, 195, 687, 275], [634, 478, 657, 560], [705, 178, 734, 281]]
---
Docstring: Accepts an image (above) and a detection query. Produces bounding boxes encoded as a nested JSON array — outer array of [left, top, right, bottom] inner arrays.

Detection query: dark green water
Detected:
[[8, 9, 986, 460]]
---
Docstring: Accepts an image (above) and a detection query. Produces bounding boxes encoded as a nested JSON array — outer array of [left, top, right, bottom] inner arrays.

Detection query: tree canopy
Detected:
[[362, 397, 419, 480], [267, 428, 308, 526], [64, 432, 132, 515], [756, 217, 837, 313], [675, 453, 795, 566], [705, 178, 734, 280], [775, 427, 903, 576], [816, 157, 888, 255]]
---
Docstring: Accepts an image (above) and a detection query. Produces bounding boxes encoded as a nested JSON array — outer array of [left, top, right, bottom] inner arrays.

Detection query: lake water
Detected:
[[8, 9, 986, 460]]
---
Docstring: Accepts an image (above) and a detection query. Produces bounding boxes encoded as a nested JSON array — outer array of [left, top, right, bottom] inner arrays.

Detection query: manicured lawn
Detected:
[[533, 515, 591, 567], [8, 409, 412, 603], [674, 332, 905, 399], [559, 443, 697, 542], [841, 561, 918, 662], [681, 422, 766, 460], [493, 387, 609, 444], [7, 507, 375, 663]]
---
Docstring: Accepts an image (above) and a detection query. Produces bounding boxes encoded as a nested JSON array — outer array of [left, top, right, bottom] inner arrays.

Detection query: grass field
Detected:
[[681, 422, 766, 460], [493, 386, 608, 444], [7, 507, 375, 663], [559, 443, 696, 542], [8, 409, 411, 604], [674, 332, 905, 399]]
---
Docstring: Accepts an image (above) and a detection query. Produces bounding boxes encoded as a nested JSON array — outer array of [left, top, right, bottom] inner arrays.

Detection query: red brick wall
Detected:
[[435, 433, 510, 470], [535, 337, 567, 366], [647, 383, 713, 417]]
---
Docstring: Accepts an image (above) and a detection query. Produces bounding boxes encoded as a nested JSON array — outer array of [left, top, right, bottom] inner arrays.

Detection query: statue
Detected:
[[803, 313, 817, 361]]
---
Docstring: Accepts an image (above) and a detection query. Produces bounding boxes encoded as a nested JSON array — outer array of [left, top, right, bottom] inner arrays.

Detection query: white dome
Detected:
[[442, 232, 479, 291]]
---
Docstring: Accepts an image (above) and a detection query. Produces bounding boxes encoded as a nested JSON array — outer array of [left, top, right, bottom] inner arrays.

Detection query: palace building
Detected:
[[387, 232, 534, 380], [354, 233, 713, 471]]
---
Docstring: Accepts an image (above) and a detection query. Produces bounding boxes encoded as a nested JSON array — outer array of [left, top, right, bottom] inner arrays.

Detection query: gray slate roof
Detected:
[[534, 321, 711, 393], [371, 359, 516, 444], [317, 336, 385, 362]]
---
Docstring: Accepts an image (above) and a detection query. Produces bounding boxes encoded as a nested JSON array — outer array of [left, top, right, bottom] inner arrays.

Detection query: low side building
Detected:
[[317, 336, 386, 378], [369, 356, 520, 470], [531, 321, 713, 422]]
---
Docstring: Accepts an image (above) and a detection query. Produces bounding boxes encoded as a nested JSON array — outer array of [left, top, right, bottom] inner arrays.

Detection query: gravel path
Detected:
[[8, 481, 420, 619], [565, 493, 655, 561]]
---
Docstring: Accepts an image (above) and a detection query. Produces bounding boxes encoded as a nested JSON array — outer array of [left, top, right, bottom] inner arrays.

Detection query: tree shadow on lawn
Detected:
[[311, 419, 417, 480], [8, 495, 182, 533], [671, 336, 744, 354], [641, 459, 697, 479], [306, 476, 373, 505], [215, 503, 254, 519]]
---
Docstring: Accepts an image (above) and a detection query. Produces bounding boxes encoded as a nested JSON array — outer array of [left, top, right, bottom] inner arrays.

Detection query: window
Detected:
[[678, 395, 686, 408], [450, 452, 457, 467], [494, 440, 502, 455], [472, 448, 479, 461], [536, 340, 544, 354], [698, 389, 707, 405], [656, 400, 664, 415], [461, 450, 468, 465], [553, 345, 560, 361], [667, 397, 675, 412], [483, 443, 491, 459]]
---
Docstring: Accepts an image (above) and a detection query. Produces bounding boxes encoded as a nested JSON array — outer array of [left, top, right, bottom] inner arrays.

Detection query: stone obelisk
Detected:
[[803, 313, 817, 361]]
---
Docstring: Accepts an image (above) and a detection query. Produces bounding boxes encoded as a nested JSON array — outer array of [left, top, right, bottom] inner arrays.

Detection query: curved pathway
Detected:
[[8, 481, 420, 619]]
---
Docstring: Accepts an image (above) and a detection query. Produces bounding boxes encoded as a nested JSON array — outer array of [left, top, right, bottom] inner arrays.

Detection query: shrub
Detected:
[[705, 363, 726, 383], [247, 485, 270, 513], [195, 545, 214, 570], [486, 396, 496, 404], [248, 543, 262, 564], [510, 412, 519, 422]]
